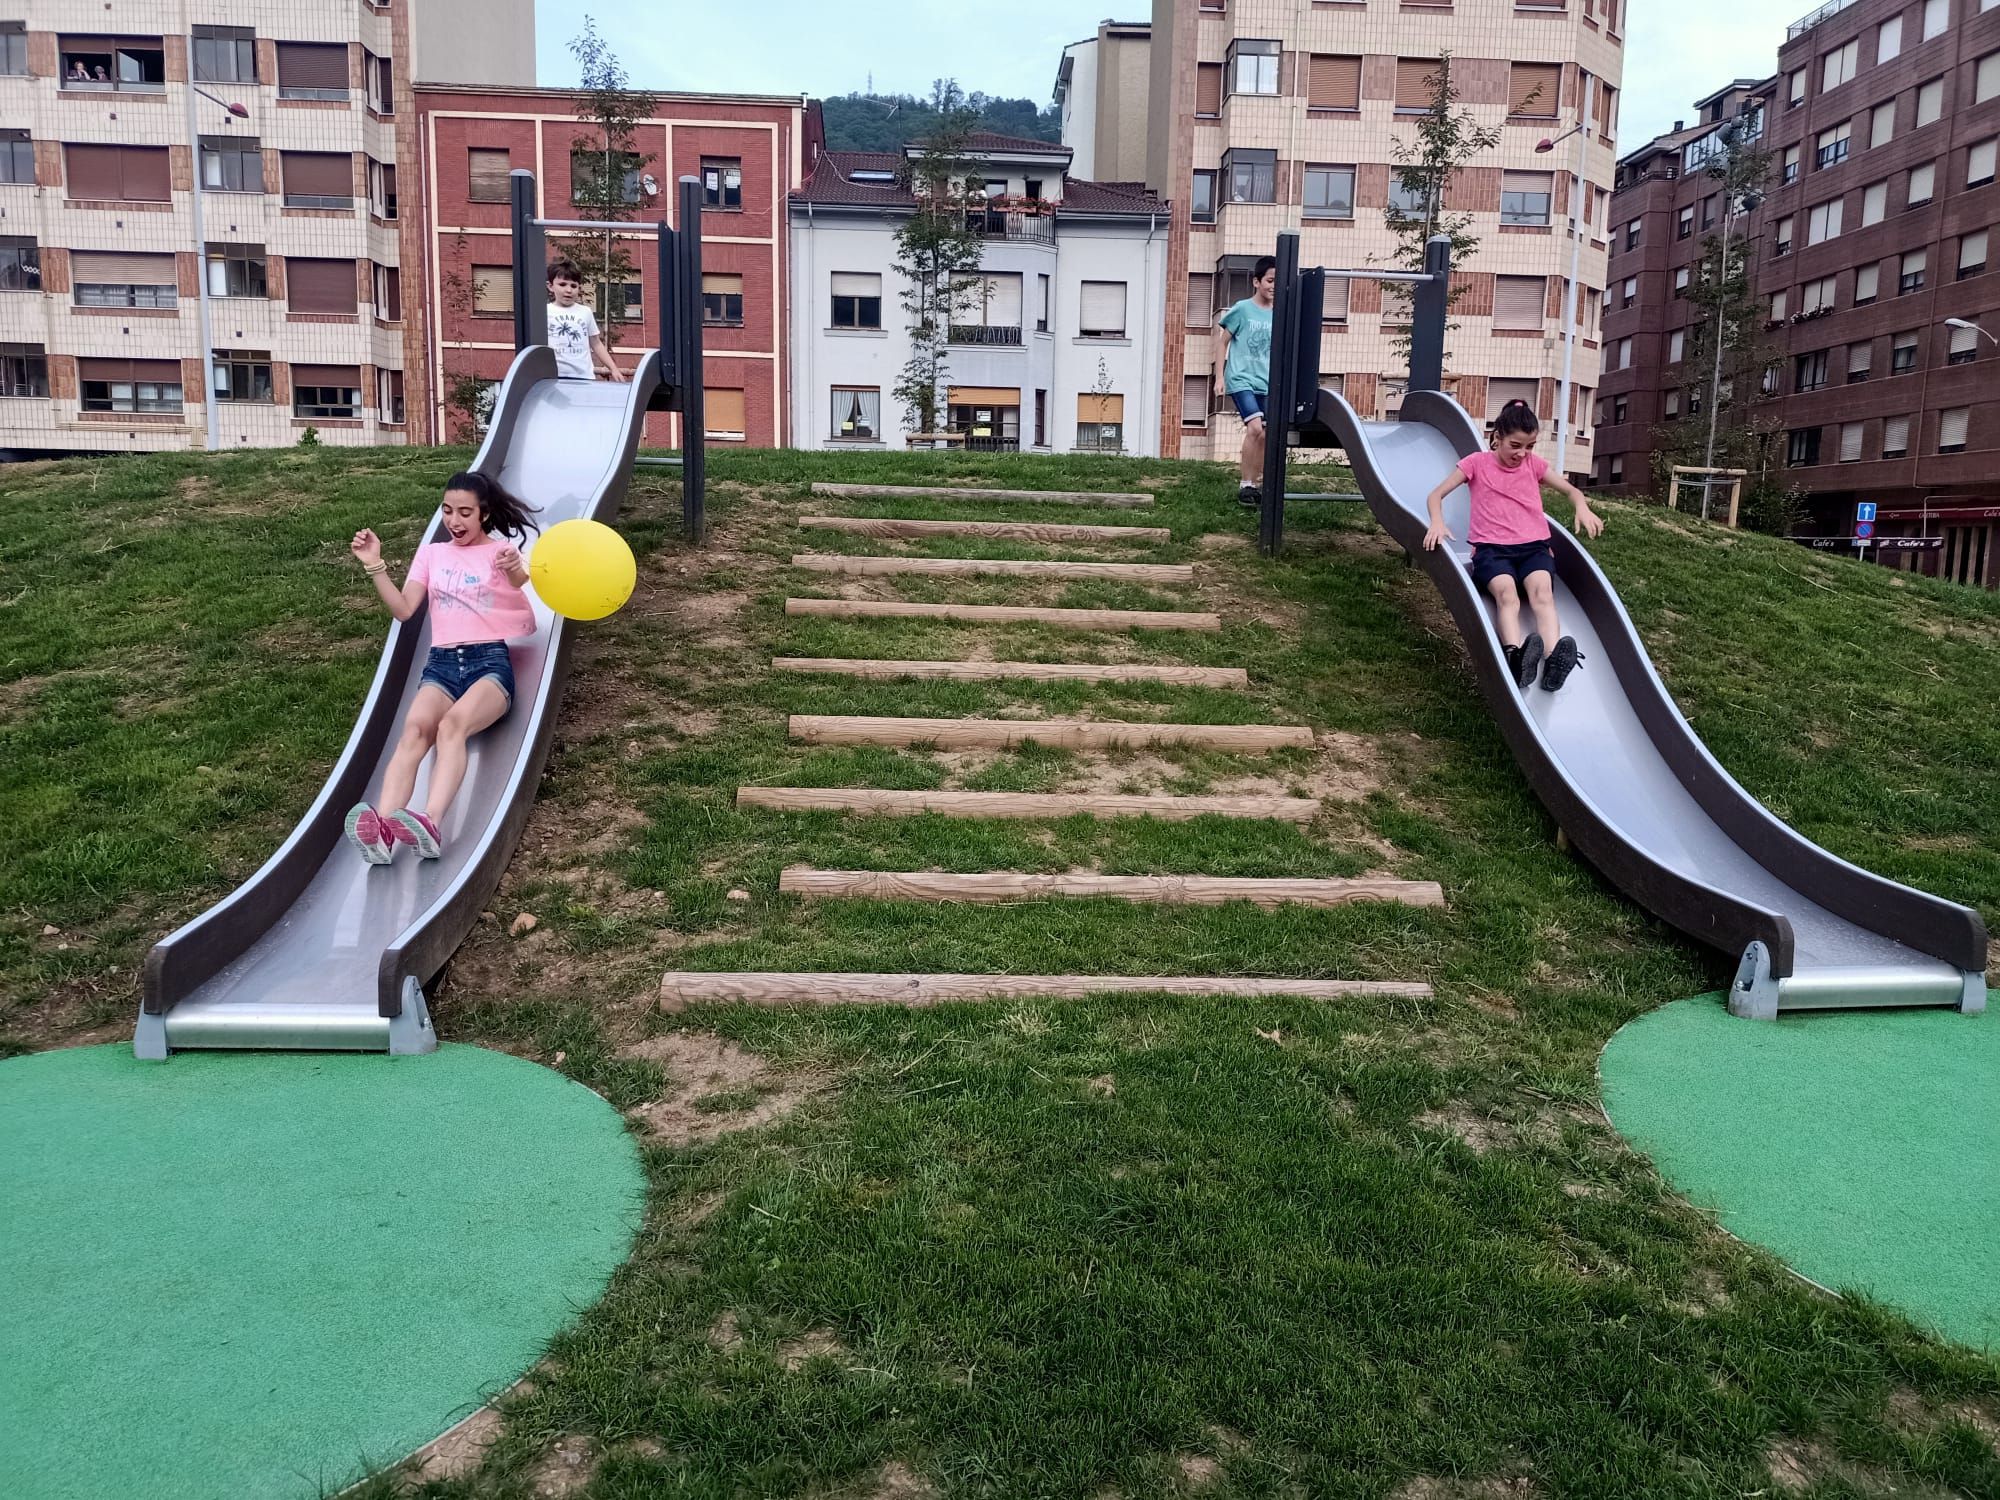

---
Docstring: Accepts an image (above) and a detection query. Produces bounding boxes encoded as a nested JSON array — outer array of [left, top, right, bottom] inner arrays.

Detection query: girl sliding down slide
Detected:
[[344, 472, 541, 863]]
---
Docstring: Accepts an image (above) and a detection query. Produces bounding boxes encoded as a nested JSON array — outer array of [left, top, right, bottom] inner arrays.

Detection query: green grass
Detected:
[[4, 445, 1999, 1497]]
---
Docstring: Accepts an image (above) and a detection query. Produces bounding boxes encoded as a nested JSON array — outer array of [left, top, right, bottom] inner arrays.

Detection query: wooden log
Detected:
[[788, 716, 1315, 751], [770, 658, 1250, 687], [734, 787, 1321, 822], [792, 554, 1194, 584], [799, 516, 1171, 544], [779, 868, 1446, 909], [810, 481, 1153, 508], [785, 598, 1220, 631], [660, 972, 1434, 1010]]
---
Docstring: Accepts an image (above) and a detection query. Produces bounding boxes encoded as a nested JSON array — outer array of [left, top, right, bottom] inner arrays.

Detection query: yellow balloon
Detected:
[[529, 518, 636, 621]]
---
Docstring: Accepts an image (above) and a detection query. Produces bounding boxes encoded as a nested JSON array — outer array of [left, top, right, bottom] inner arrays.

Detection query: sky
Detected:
[[532, 0, 1806, 156]]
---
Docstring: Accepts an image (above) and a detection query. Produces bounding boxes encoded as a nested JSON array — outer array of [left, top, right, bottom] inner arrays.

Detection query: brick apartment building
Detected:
[[406, 86, 817, 448], [1145, 0, 1625, 475], [0, 0, 532, 459], [1605, 0, 2000, 588]]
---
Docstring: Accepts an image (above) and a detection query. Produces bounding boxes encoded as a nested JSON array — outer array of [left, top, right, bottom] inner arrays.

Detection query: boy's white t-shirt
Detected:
[[546, 302, 599, 380]]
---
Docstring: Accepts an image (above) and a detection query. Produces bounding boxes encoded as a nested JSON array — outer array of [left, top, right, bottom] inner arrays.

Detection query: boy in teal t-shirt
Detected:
[[1214, 256, 1277, 507]]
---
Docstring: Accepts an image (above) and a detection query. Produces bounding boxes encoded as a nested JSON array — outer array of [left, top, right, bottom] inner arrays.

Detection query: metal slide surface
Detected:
[[137, 348, 662, 1055], [1317, 389, 1985, 1018]]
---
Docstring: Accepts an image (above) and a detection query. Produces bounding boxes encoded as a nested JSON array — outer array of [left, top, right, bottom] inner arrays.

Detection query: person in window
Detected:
[[545, 258, 626, 383], [68, 61, 90, 81], [93, 64, 109, 82], [1214, 256, 1276, 508]]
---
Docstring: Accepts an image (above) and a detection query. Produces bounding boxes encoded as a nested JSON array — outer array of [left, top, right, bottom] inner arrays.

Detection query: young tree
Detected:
[[1382, 54, 1500, 366], [1082, 357, 1123, 453], [437, 232, 497, 442], [565, 20, 657, 327], [890, 90, 985, 438]]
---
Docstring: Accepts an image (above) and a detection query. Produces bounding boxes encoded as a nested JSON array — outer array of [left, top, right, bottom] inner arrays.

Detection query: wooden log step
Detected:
[[786, 598, 1220, 631], [811, 482, 1153, 508], [734, 788, 1321, 823], [770, 657, 1249, 687], [779, 868, 1446, 909], [660, 972, 1433, 1010], [788, 715, 1315, 751], [800, 516, 1171, 544], [793, 554, 1194, 584]]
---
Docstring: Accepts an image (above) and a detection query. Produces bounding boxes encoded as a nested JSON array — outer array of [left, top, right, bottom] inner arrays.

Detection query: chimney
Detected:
[[1673, 119, 1684, 131]]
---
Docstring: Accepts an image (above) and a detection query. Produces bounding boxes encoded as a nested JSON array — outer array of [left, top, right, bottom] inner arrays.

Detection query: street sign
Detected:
[[1856, 520, 1875, 538], [1856, 502, 1878, 522], [1789, 535, 1943, 552]]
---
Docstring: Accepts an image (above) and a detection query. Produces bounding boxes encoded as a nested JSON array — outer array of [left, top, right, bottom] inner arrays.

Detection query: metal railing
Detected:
[[965, 211, 1055, 243], [1787, 0, 1857, 38], [949, 324, 1023, 346]]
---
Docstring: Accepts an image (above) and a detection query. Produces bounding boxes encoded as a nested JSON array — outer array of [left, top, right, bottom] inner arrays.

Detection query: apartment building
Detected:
[[0, 0, 531, 460], [1145, 0, 1624, 474], [1603, 0, 2000, 587], [787, 134, 1169, 456], [1056, 19, 1154, 182], [408, 85, 815, 449]]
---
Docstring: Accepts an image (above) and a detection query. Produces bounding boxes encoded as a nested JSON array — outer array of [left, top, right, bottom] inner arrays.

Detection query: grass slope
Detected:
[[2, 446, 1997, 1498]]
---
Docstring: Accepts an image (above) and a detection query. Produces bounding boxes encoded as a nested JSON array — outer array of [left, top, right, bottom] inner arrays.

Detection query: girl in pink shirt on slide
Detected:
[[343, 472, 541, 864], [1421, 400, 1603, 692]]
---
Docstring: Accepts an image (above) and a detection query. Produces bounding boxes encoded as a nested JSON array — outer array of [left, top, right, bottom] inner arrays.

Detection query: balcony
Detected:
[[949, 324, 1023, 346], [964, 209, 1056, 243]]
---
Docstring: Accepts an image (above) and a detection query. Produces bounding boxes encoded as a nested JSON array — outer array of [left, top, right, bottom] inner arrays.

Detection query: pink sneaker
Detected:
[[387, 809, 442, 859], [344, 804, 395, 865]]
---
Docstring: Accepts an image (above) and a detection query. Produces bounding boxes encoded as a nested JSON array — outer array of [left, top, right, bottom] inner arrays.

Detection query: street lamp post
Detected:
[[184, 62, 249, 453], [1536, 72, 1595, 481]]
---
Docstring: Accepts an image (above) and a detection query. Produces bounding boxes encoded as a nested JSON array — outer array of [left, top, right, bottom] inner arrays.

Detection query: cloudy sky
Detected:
[[533, 0, 1804, 154]]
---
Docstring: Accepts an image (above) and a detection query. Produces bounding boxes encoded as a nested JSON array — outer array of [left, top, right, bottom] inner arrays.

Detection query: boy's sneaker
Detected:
[[1514, 633, 1545, 691], [1237, 483, 1262, 509], [386, 809, 443, 859], [1540, 636, 1585, 692], [344, 804, 395, 865]]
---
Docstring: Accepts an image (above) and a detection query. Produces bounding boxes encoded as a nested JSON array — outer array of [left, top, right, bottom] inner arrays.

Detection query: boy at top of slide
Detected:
[[1214, 256, 1277, 509], [545, 258, 628, 383], [1421, 400, 1604, 693]]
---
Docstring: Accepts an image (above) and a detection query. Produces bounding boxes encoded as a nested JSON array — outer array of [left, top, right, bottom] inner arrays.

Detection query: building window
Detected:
[[470, 264, 514, 318], [1848, 342, 1872, 382], [72, 251, 177, 308], [947, 395, 1019, 450], [369, 159, 397, 220], [1947, 323, 1980, 365], [1673, 266, 1690, 298], [1669, 329, 1686, 363], [1394, 57, 1440, 113], [1624, 219, 1641, 251], [1908, 161, 1935, 204], [206, 242, 267, 298], [1899, 250, 1926, 294], [1871, 102, 1895, 149], [1891, 330, 1919, 373], [831, 387, 880, 441], [0, 236, 39, 292], [1609, 456, 1625, 484], [366, 51, 393, 115], [1494, 275, 1545, 332], [192, 24, 256, 83], [1969, 139, 1997, 188], [468, 148, 511, 203], [1795, 349, 1828, 391], [1855, 262, 1879, 304], [1806, 199, 1842, 245], [1838, 423, 1863, 462], [0, 341, 48, 397], [1883, 415, 1910, 457], [275, 42, 349, 101], [571, 149, 640, 204], [950, 272, 1023, 343], [80, 358, 182, 412], [1922, 0, 1949, 41], [1815, 122, 1850, 169], [294, 370, 363, 419], [1508, 62, 1559, 118], [1780, 145, 1800, 184], [1702, 194, 1718, 229], [1772, 215, 1794, 256], [701, 272, 744, 325], [1960, 230, 1989, 279], [212, 349, 273, 403], [1078, 281, 1128, 339], [1821, 39, 1859, 92], [0, 128, 32, 185], [1196, 62, 1223, 118], [1182, 374, 1211, 426], [1771, 290, 1790, 321], [200, 135, 262, 194], [1303, 164, 1355, 219], [61, 39, 165, 92], [1612, 395, 1629, 424], [702, 158, 742, 210], [1937, 408, 1969, 453], [830, 272, 881, 329], [1221, 148, 1276, 205], [1226, 38, 1280, 96], [1034, 388, 1047, 447], [1186, 274, 1213, 330], [1788, 69, 1806, 109], [1676, 206, 1694, 240], [1861, 180, 1887, 225], [1878, 15, 1902, 63], [1323, 275, 1350, 324], [282, 152, 355, 210], [1915, 78, 1943, 127], [1502, 171, 1552, 227], [372, 262, 401, 320], [1786, 427, 1821, 466], [0, 21, 24, 77], [1802, 275, 1836, 313], [705, 387, 747, 440], [379, 368, 405, 425], [1075, 393, 1125, 452], [1621, 276, 1637, 308], [1976, 52, 1999, 104], [1308, 54, 1361, 112], [1037, 273, 1051, 332], [1191, 169, 1216, 223]]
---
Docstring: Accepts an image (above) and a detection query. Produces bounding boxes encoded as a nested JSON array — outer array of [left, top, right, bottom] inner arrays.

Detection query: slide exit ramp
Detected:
[[136, 347, 662, 1057], [1316, 388, 1986, 1019]]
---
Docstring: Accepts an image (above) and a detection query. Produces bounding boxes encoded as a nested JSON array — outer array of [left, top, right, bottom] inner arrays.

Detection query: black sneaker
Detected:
[[1504, 644, 1523, 683], [1514, 632, 1545, 691], [1540, 636, 1584, 691], [1237, 484, 1262, 508]]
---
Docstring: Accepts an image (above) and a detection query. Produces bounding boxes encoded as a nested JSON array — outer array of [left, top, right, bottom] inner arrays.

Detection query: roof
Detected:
[[791, 150, 1164, 215], [955, 131, 1073, 157], [1060, 179, 1164, 214]]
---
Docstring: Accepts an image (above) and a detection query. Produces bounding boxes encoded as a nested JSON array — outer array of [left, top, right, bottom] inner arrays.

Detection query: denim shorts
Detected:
[[419, 642, 515, 706], [1229, 389, 1268, 423]]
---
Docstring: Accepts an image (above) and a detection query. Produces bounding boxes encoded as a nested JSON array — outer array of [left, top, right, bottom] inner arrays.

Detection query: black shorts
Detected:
[[1469, 540, 1555, 592]]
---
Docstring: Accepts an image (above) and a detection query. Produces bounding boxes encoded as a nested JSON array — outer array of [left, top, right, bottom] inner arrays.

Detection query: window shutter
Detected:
[[1862, 181, 1886, 223], [1196, 63, 1222, 116], [1848, 342, 1872, 373], [1840, 424, 1863, 461], [702, 272, 743, 294], [78, 357, 181, 383], [470, 266, 513, 314], [1509, 63, 1559, 116], [1181, 375, 1209, 423], [705, 387, 746, 435], [984, 273, 1023, 325], [1079, 280, 1126, 334], [290, 363, 360, 388], [1486, 378, 1538, 420], [1186, 273, 1213, 328], [467, 148, 511, 200], [65, 145, 121, 199], [1077, 393, 1124, 423], [1324, 275, 1350, 321], [1493, 275, 1545, 330], [71, 250, 175, 283], [1970, 140, 1998, 184], [1939, 408, 1969, 447], [282, 152, 353, 197], [1308, 54, 1359, 110], [1883, 415, 1909, 451], [1855, 263, 1879, 300], [1395, 59, 1436, 111], [1501, 170, 1552, 197], [277, 42, 348, 90], [1962, 230, 1989, 270], [831, 272, 880, 296], [1950, 323, 1978, 356], [287, 257, 358, 314], [946, 386, 1020, 405], [1909, 161, 1934, 200]]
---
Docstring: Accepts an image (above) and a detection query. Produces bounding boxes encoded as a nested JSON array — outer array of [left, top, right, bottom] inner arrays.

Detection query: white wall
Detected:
[[1059, 40, 1099, 179]]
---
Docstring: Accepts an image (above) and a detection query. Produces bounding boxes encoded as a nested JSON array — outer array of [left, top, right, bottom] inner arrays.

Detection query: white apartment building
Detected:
[[1056, 19, 1154, 182], [787, 133, 1170, 456], [0, 0, 531, 459]]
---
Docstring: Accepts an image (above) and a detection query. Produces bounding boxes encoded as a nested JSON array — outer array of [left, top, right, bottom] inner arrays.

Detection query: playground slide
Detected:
[[1317, 388, 1986, 1019], [135, 346, 663, 1057]]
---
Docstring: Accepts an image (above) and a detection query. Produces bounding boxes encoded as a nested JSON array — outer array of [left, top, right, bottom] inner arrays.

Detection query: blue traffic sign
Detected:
[[1856, 502, 1878, 522], [1856, 521, 1876, 538]]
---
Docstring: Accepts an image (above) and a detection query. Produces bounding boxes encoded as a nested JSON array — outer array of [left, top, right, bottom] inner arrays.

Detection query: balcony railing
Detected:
[[964, 210, 1056, 243], [1787, 0, 1856, 38], [951, 434, 1020, 452], [949, 324, 1023, 346]]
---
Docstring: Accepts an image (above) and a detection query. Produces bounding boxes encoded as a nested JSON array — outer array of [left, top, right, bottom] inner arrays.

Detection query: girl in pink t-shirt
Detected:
[[1421, 401, 1604, 692], [343, 471, 541, 864]]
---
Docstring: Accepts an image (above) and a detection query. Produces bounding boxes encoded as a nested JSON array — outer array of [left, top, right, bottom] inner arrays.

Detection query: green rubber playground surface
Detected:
[[1601, 995, 1998, 1351], [0, 1043, 643, 1500]]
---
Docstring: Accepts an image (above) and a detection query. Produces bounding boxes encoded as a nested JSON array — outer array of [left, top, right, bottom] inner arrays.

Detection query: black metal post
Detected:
[[675, 175, 706, 543], [508, 169, 546, 351], [656, 217, 678, 391], [1258, 232, 1301, 557], [1409, 234, 1451, 396]]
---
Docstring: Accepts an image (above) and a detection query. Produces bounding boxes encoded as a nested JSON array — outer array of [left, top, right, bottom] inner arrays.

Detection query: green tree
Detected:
[[565, 19, 657, 326], [890, 96, 986, 437], [1382, 54, 1501, 366], [819, 88, 1059, 153]]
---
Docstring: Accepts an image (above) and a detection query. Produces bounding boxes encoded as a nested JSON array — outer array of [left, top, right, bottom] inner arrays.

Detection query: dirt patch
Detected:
[[1085, 1073, 1117, 1097], [1176, 1453, 1223, 1486], [528, 1434, 599, 1497], [1200, 562, 1308, 632], [620, 1031, 820, 1144], [1196, 532, 1252, 552], [706, 1311, 744, 1351], [1764, 1438, 1825, 1493], [1665, 1267, 1732, 1318], [1414, 1103, 1513, 1154], [403, 1404, 504, 1483], [1462, 989, 1520, 1021], [1391, 1480, 1536, 1499], [776, 1327, 847, 1371], [856, 1459, 938, 1498]]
